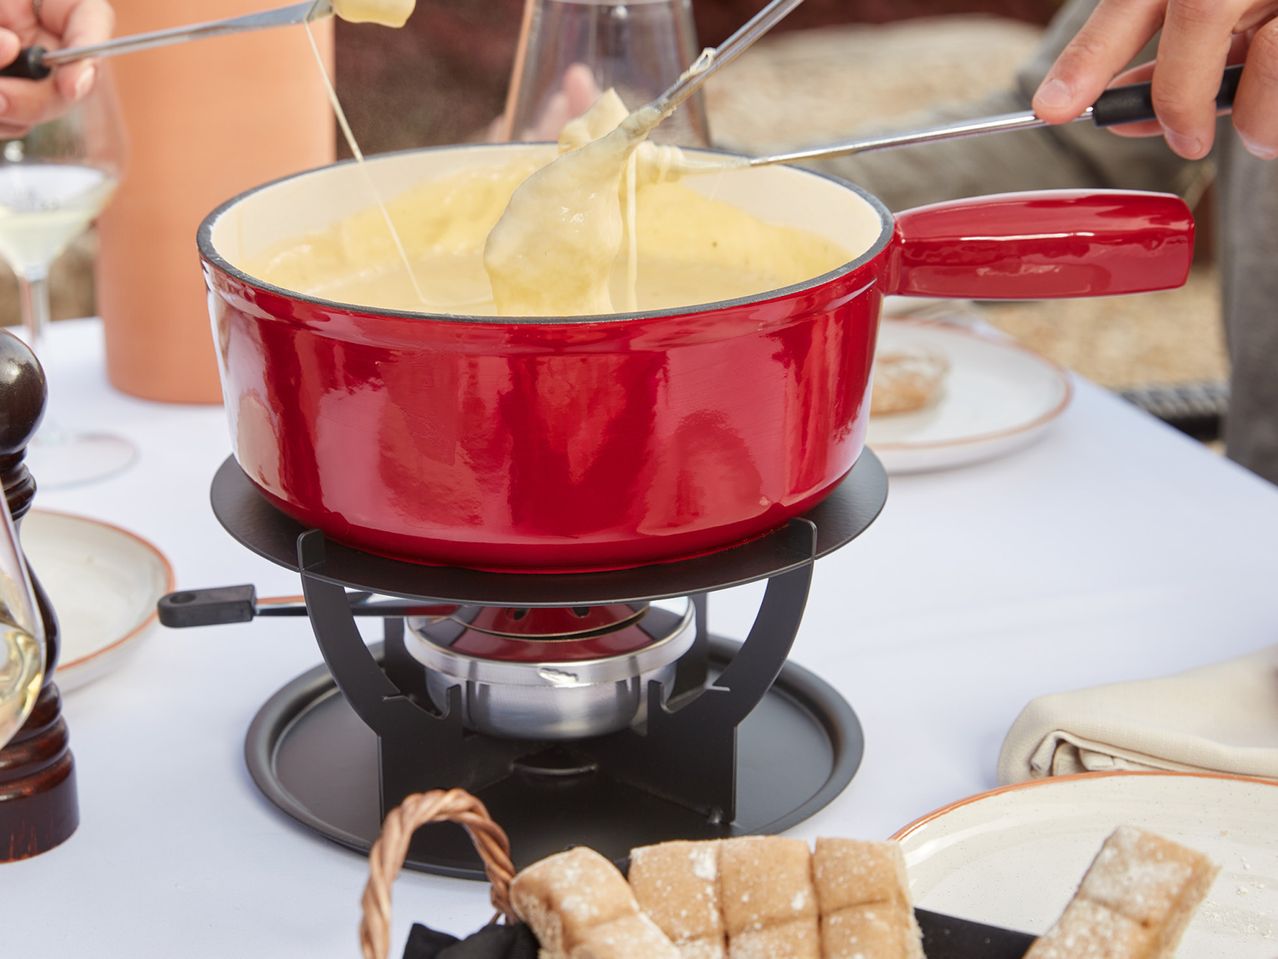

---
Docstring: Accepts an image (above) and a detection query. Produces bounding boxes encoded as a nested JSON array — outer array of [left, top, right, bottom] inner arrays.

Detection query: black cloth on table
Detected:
[[403, 922, 538, 959]]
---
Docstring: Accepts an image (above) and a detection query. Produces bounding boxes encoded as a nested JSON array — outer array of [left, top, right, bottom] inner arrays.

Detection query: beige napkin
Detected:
[[998, 645, 1278, 784]]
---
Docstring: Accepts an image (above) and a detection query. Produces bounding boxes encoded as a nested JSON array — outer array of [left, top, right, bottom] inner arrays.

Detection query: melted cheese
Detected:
[[331, 0, 416, 28], [484, 89, 746, 316], [247, 91, 844, 317]]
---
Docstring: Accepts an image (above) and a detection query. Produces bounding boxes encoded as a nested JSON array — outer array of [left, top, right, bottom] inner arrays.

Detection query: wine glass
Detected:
[[0, 68, 133, 488], [502, 0, 711, 146], [0, 493, 43, 749]]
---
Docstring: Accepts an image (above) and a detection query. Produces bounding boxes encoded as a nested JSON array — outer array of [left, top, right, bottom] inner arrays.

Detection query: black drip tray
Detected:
[[246, 638, 863, 878]]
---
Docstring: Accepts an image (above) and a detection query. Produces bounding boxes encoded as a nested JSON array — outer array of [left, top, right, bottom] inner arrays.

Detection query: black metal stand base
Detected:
[[246, 638, 863, 879]]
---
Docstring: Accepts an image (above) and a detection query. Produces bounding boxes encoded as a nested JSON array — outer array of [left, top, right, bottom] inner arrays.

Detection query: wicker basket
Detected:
[[359, 790, 520, 959]]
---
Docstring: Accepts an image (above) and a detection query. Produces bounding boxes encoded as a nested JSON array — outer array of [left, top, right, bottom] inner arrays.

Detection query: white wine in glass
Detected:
[[0, 161, 117, 276], [0, 495, 43, 749], [1, 68, 132, 489]]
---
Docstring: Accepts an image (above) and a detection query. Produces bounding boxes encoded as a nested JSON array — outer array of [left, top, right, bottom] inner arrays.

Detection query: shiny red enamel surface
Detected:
[[204, 183, 1192, 572], [889, 190, 1194, 298], [209, 261, 881, 570]]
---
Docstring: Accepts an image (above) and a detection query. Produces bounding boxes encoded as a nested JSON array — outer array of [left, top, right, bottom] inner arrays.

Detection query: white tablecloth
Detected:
[[6, 318, 1278, 957]]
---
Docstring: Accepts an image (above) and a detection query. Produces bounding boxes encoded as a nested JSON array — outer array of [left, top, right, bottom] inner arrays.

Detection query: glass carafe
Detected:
[[502, 0, 710, 145]]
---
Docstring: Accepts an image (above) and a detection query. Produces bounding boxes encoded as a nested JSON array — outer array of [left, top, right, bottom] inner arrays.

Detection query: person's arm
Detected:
[[1032, 0, 1278, 161], [0, 0, 113, 136]]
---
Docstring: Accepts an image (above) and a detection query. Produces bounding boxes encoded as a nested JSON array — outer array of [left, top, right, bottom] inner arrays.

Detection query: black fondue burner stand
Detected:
[[200, 451, 886, 879]]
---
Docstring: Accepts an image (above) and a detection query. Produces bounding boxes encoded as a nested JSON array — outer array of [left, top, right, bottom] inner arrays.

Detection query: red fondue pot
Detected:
[[199, 144, 1192, 571]]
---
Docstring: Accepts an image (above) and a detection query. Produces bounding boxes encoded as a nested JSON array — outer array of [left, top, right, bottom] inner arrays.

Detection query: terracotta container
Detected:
[[97, 0, 335, 403]]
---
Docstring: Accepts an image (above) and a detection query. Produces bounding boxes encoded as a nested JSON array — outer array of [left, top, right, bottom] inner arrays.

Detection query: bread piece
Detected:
[[1025, 827, 1218, 959], [870, 348, 949, 416], [570, 913, 682, 959], [821, 905, 920, 959], [1024, 900, 1158, 959], [718, 837, 819, 958], [629, 840, 725, 959], [813, 838, 910, 913], [727, 919, 821, 959], [671, 941, 727, 959], [1079, 826, 1218, 941], [813, 839, 923, 959], [510, 847, 640, 958]]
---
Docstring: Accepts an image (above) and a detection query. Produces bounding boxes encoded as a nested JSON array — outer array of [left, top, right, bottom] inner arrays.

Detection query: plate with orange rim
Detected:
[[891, 771, 1278, 956], [21, 509, 174, 692], [867, 319, 1073, 474]]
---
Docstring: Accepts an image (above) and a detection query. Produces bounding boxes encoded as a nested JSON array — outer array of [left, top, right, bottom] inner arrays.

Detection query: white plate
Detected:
[[20, 510, 174, 692], [893, 772, 1278, 955], [867, 319, 1072, 474]]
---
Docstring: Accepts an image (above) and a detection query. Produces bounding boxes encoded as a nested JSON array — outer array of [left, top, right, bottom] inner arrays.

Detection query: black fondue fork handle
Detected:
[[1091, 63, 1242, 127], [157, 585, 457, 629], [0, 46, 50, 79]]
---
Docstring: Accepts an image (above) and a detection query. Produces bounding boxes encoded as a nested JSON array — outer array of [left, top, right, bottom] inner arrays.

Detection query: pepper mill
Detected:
[[0, 330, 77, 860]]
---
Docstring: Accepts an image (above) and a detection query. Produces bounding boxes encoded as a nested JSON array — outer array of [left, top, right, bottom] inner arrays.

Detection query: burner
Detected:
[[405, 599, 696, 739], [246, 637, 861, 878], [167, 451, 888, 877]]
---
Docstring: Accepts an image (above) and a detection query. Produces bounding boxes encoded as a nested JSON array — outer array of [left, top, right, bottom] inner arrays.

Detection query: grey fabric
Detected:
[[815, 1, 1278, 484], [1219, 140, 1278, 482]]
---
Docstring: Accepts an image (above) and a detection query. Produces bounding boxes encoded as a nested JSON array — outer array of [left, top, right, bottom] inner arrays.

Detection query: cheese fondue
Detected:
[[247, 91, 850, 317], [331, 0, 416, 27]]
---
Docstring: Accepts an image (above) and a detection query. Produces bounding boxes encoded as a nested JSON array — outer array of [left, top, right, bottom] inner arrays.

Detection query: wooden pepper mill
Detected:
[[0, 329, 78, 860]]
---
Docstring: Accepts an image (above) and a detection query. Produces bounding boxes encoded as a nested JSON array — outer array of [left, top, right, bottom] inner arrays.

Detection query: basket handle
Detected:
[[360, 789, 518, 959]]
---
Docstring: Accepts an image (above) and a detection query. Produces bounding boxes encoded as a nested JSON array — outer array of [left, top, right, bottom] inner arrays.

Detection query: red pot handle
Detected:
[[887, 190, 1194, 299]]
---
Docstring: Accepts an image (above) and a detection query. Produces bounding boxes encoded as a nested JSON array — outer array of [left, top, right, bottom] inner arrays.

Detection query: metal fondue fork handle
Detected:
[[746, 64, 1244, 167], [647, 0, 807, 120], [0, 0, 333, 80]]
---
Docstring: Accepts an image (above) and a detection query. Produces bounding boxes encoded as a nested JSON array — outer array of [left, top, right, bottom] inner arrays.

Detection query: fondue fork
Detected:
[[646, 0, 808, 120], [0, 0, 333, 80], [157, 585, 459, 629], [745, 65, 1244, 168]]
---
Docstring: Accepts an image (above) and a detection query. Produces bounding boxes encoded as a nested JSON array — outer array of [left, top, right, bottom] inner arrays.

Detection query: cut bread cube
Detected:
[[813, 839, 923, 959], [672, 940, 727, 959], [820, 903, 924, 959], [727, 918, 821, 959], [718, 837, 818, 935], [570, 913, 682, 959], [1025, 899, 1158, 959], [629, 840, 725, 958], [511, 847, 643, 958]]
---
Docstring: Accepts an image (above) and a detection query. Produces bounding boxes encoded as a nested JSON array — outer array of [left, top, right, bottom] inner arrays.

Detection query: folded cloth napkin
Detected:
[[998, 644, 1278, 784]]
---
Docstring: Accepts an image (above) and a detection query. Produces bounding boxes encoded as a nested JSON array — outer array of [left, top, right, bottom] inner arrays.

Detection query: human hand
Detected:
[[1032, 0, 1278, 160], [0, 0, 113, 136]]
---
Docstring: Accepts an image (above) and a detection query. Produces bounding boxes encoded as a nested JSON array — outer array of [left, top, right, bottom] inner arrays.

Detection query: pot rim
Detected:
[[197, 142, 896, 327]]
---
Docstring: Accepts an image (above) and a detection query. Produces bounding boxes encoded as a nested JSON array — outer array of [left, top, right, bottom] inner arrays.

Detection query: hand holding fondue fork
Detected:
[[1031, 0, 1278, 161], [0, 0, 112, 136]]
